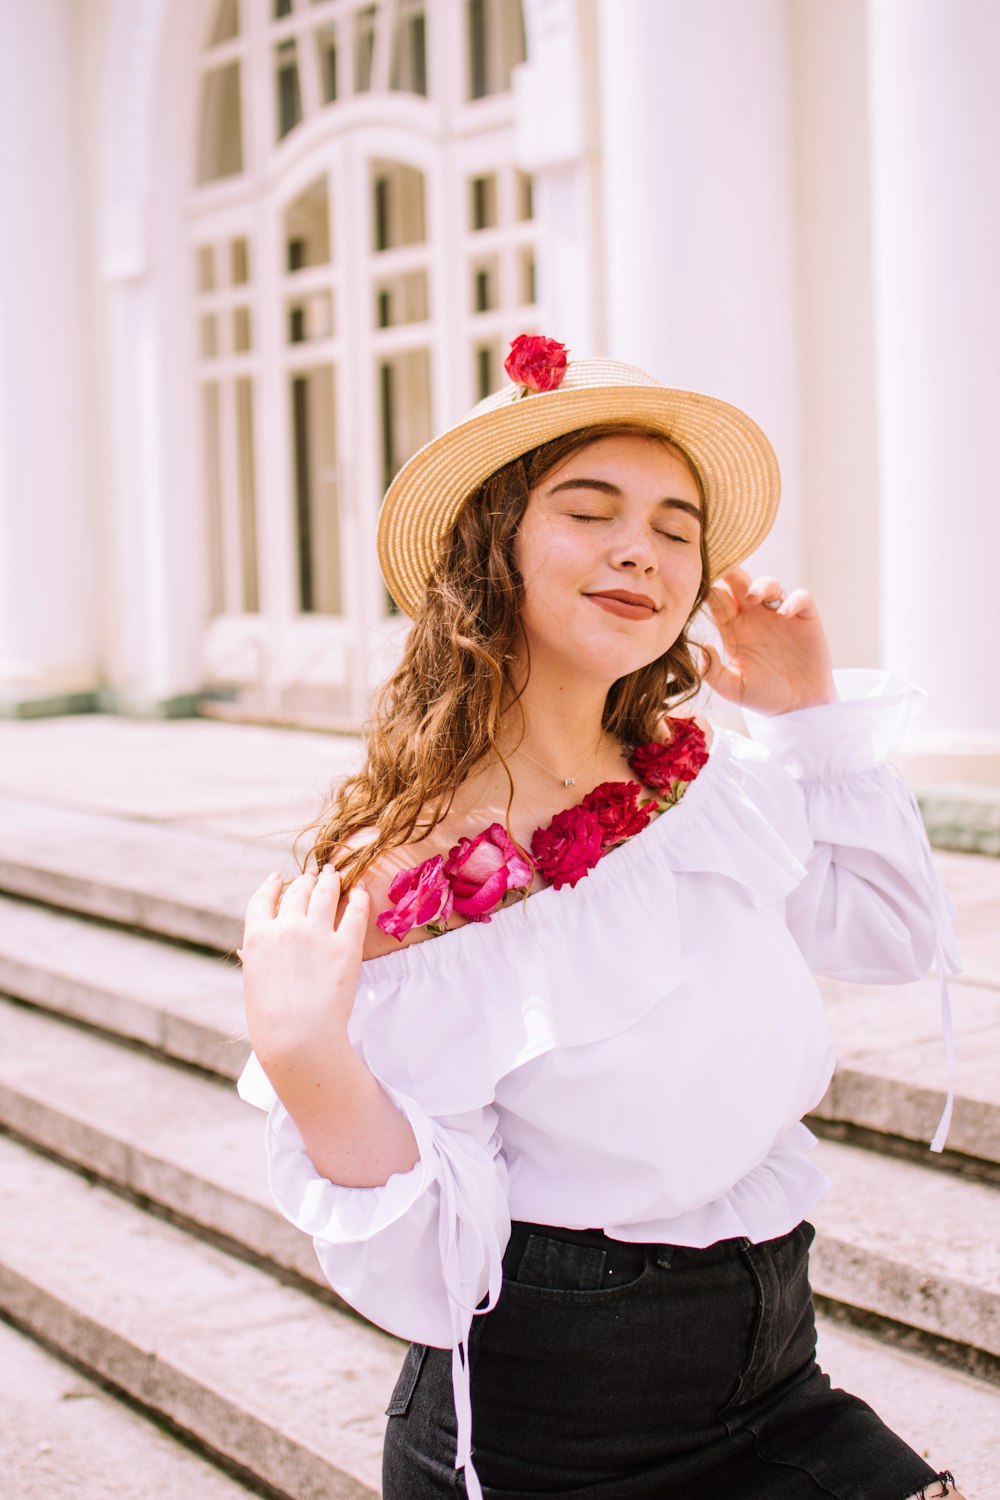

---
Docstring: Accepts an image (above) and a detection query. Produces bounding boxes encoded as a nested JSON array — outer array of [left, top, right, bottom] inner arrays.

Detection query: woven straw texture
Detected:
[[377, 358, 781, 618]]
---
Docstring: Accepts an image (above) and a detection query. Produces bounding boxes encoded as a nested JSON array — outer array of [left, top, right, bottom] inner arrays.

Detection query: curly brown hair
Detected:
[[306, 423, 711, 887]]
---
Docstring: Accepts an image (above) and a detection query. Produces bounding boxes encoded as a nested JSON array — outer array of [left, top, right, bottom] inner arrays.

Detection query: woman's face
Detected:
[[512, 433, 705, 685]]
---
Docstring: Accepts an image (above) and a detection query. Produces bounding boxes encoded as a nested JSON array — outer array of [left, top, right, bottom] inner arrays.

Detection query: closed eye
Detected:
[[570, 514, 692, 544]]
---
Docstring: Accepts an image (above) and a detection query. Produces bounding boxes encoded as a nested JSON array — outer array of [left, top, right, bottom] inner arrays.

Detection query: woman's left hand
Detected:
[[700, 568, 837, 716]]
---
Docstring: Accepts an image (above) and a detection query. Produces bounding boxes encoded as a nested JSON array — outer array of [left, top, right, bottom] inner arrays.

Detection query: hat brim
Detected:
[[377, 377, 780, 618]]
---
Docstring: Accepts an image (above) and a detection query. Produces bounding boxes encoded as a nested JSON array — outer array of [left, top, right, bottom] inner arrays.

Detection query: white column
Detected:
[[595, 0, 804, 587], [514, 0, 605, 356], [868, 0, 1000, 734], [0, 0, 100, 712]]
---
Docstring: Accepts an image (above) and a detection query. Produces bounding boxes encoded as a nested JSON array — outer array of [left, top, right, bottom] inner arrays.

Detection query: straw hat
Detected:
[[377, 342, 780, 618]]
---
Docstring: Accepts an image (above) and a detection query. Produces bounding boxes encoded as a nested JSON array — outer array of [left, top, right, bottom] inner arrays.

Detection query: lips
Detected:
[[586, 590, 658, 621]]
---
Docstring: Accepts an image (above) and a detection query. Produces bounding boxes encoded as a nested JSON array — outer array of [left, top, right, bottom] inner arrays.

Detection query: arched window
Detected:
[[191, 0, 538, 725]]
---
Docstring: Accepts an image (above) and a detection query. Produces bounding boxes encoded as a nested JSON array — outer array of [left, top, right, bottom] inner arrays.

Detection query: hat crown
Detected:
[[467, 357, 661, 423]]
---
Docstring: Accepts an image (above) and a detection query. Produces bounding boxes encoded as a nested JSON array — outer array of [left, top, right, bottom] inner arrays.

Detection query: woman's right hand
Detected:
[[241, 865, 370, 1075]]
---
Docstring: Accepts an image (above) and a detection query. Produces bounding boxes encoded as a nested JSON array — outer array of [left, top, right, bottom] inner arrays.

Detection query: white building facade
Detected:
[[1, 0, 997, 735]]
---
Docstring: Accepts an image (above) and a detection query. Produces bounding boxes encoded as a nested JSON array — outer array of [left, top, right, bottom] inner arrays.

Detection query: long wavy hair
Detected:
[[306, 423, 711, 887]]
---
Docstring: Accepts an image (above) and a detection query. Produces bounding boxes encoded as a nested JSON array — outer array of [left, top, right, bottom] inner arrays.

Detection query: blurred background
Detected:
[[1, 0, 998, 741]]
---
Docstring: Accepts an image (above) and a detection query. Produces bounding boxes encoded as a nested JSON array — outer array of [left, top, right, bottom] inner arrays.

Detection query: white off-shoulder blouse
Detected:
[[237, 669, 961, 1500]]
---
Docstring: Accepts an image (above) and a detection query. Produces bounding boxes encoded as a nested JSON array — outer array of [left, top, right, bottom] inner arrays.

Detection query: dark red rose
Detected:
[[530, 804, 604, 890], [504, 334, 569, 393], [630, 719, 709, 789], [580, 780, 652, 847]]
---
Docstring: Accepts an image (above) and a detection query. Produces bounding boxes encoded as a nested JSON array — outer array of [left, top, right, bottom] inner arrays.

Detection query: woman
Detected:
[[238, 338, 963, 1499]]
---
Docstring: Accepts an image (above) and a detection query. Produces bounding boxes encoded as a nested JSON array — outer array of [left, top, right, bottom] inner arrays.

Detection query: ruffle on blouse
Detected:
[[346, 727, 810, 1120]]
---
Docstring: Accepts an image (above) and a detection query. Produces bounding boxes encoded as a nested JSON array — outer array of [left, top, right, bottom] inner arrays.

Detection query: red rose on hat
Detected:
[[504, 334, 569, 394]]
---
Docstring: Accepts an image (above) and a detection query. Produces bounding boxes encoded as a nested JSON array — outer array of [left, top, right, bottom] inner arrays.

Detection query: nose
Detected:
[[608, 521, 657, 573]]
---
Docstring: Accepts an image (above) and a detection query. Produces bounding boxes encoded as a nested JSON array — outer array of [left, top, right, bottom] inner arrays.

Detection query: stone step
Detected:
[[810, 1136, 1000, 1365], [812, 973, 1000, 1168], [0, 1318, 262, 1500], [0, 1133, 400, 1500], [0, 893, 249, 1080], [4, 893, 999, 1180], [0, 796, 289, 952], [813, 1315, 1000, 1497], [3, 796, 1000, 988], [2, 995, 999, 1373], [0, 995, 326, 1292]]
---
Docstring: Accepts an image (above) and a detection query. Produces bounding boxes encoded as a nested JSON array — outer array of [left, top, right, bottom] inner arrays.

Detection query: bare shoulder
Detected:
[[336, 825, 447, 963]]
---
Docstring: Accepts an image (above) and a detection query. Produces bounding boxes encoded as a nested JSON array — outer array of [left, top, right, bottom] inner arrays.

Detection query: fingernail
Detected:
[[320, 863, 337, 878]]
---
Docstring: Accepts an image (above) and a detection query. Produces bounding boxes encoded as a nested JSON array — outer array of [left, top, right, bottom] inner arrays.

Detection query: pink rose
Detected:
[[580, 780, 652, 847], [444, 823, 534, 922], [376, 855, 454, 942], [630, 719, 709, 789], [504, 333, 569, 393], [530, 805, 604, 890]]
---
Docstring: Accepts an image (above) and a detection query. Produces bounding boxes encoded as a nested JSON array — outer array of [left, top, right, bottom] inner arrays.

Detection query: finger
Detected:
[[335, 883, 371, 948], [716, 568, 752, 607], [744, 574, 784, 607], [307, 862, 341, 924], [698, 643, 746, 703], [244, 871, 282, 927], [776, 587, 817, 618], [705, 580, 740, 628], [277, 870, 317, 918]]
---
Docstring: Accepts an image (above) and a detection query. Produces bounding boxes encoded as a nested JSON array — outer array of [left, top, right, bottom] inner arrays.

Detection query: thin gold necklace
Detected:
[[513, 742, 624, 789]]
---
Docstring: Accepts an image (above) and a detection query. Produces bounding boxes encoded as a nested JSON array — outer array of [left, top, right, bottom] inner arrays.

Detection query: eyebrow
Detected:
[[547, 476, 702, 524]]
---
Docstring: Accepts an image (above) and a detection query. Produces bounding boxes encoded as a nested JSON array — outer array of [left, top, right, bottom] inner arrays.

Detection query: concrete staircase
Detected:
[[2, 725, 1000, 1496]]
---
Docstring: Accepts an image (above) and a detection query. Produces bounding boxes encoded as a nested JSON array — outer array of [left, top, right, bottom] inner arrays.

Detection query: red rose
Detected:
[[504, 334, 569, 393], [530, 805, 604, 890], [443, 822, 534, 922], [376, 855, 453, 941], [630, 719, 709, 789], [580, 780, 652, 846]]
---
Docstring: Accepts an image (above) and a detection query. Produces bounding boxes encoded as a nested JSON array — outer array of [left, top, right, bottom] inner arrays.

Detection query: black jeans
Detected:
[[383, 1220, 945, 1498]]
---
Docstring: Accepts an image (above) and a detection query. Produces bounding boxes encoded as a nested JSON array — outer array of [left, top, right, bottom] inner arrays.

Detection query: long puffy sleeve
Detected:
[[236, 1051, 510, 1497], [743, 668, 962, 1149]]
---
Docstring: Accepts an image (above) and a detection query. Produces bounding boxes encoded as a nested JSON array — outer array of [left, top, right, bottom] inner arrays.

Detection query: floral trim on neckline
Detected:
[[376, 718, 709, 943]]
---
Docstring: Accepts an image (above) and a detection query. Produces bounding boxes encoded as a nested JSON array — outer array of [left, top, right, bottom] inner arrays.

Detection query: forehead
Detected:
[[543, 432, 702, 498]]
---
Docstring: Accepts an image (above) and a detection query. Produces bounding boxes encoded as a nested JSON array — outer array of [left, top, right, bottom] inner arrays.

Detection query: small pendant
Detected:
[[564, 776, 575, 787]]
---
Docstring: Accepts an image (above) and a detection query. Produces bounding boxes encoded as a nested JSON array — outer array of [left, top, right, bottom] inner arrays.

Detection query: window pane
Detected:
[[208, 0, 240, 45], [235, 378, 260, 612], [285, 178, 331, 269], [315, 21, 338, 103], [202, 384, 225, 614], [469, 173, 497, 230], [291, 366, 342, 615], [287, 291, 334, 343], [371, 160, 426, 251], [468, 0, 526, 100], [233, 306, 252, 351], [391, 4, 427, 95], [197, 63, 243, 182], [475, 342, 500, 401], [516, 170, 534, 221], [355, 5, 377, 92], [471, 257, 498, 313], [196, 245, 215, 292], [374, 269, 428, 328], [275, 39, 303, 140], [230, 237, 249, 284], [200, 314, 218, 358], [378, 348, 432, 492], [519, 246, 536, 305], [274, 0, 293, 16]]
